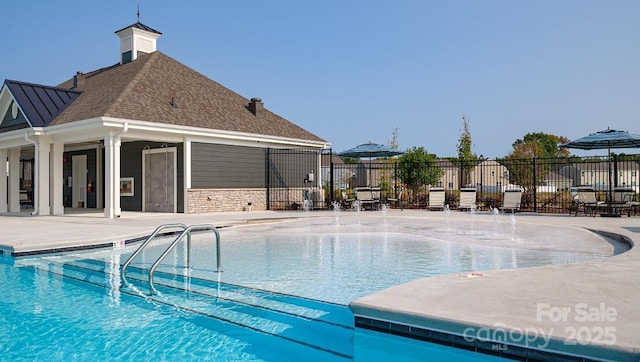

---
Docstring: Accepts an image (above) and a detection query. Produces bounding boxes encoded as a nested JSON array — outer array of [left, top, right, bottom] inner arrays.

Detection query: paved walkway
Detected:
[[0, 209, 293, 256], [1, 209, 639, 361], [350, 212, 640, 362]]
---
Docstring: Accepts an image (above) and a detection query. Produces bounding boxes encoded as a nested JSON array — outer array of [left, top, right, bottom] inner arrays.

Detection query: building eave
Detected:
[[27, 117, 330, 149]]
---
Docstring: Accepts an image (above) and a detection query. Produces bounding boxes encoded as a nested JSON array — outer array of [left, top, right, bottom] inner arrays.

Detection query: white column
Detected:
[[0, 149, 7, 213], [183, 138, 191, 214], [37, 138, 51, 215], [96, 145, 103, 209], [104, 133, 114, 218], [114, 134, 122, 218], [8, 148, 20, 212], [51, 142, 64, 215]]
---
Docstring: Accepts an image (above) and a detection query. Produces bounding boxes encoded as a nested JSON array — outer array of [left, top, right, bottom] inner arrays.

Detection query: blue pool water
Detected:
[[0, 256, 505, 361], [0, 216, 612, 361]]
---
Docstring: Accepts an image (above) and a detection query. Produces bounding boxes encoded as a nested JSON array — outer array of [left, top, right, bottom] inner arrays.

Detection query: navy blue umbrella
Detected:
[[559, 129, 640, 151], [560, 129, 640, 216], [338, 142, 404, 159], [338, 142, 403, 187]]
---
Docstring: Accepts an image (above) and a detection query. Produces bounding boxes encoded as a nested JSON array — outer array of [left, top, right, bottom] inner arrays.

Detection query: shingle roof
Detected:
[[54, 51, 325, 143], [4, 80, 81, 127]]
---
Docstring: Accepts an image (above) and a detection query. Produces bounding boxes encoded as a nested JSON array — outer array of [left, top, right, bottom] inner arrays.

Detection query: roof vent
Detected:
[[249, 98, 264, 118], [73, 71, 85, 89]]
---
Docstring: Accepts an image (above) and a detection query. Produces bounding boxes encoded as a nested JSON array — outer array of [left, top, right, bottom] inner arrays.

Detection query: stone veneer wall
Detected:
[[187, 189, 266, 213], [187, 187, 326, 213]]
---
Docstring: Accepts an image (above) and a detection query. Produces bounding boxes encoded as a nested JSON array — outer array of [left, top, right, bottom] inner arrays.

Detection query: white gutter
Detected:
[[24, 132, 38, 216], [114, 122, 129, 140]]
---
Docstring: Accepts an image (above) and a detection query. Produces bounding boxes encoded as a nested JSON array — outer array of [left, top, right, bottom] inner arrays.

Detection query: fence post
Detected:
[[265, 148, 271, 210], [459, 159, 464, 189], [612, 153, 618, 188], [329, 149, 335, 206], [532, 157, 537, 212], [394, 162, 398, 200]]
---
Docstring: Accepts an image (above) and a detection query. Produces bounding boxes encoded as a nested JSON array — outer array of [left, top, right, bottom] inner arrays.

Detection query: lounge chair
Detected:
[[458, 187, 477, 211], [499, 188, 522, 213], [354, 187, 381, 210], [572, 186, 603, 217], [427, 187, 446, 210]]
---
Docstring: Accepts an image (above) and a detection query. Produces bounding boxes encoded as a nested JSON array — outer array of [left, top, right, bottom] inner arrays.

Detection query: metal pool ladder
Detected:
[[120, 223, 222, 294]]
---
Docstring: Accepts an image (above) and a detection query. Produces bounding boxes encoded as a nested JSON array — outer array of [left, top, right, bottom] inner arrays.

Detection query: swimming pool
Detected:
[[1, 214, 614, 360]]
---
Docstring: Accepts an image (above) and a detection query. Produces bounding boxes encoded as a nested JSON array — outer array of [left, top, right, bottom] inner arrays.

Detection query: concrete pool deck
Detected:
[[1, 209, 638, 361]]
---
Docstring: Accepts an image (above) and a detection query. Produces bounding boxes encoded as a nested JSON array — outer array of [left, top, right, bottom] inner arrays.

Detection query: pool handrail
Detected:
[[120, 223, 188, 287], [148, 224, 221, 295]]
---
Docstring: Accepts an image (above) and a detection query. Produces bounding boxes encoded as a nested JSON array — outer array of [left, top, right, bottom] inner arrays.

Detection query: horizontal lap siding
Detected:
[[191, 143, 265, 188]]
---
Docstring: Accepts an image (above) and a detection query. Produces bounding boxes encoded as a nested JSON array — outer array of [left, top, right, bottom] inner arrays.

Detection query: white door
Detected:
[[142, 147, 177, 213], [72, 155, 87, 208]]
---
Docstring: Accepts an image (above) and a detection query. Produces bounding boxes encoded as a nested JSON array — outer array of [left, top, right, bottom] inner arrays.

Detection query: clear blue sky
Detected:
[[2, 1, 638, 158]]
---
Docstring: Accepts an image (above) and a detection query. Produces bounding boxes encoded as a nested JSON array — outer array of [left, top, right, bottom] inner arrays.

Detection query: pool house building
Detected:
[[0, 21, 328, 218]]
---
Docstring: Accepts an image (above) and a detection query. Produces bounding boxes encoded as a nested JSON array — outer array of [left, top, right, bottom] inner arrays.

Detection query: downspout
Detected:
[[24, 132, 38, 216], [114, 122, 129, 140]]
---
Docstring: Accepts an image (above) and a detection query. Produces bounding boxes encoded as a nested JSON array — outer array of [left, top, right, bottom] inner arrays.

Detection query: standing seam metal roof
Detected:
[[4, 80, 81, 127]]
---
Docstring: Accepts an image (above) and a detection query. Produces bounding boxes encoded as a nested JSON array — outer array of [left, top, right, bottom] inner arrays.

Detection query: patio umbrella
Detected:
[[560, 128, 640, 216], [338, 142, 404, 187]]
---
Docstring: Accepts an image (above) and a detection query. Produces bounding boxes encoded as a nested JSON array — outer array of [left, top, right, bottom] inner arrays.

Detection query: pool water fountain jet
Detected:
[[510, 213, 520, 242], [380, 203, 389, 225], [492, 207, 502, 234], [353, 200, 362, 212], [468, 205, 477, 235], [303, 199, 312, 212], [303, 199, 312, 229], [353, 200, 362, 226], [332, 201, 341, 226], [443, 204, 451, 231]]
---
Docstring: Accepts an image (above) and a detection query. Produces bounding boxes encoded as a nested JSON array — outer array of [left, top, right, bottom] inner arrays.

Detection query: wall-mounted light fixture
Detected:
[[304, 170, 314, 183]]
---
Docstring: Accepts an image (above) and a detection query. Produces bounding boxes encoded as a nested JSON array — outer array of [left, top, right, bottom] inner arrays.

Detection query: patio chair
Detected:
[[427, 187, 446, 211], [499, 188, 522, 213], [20, 190, 32, 209], [341, 190, 355, 209], [572, 187, 603, 217], [458, 188, 477, 211], [628, 193, 640, 216], [612, 187, 634, 217], [386, 189, 404, 210]]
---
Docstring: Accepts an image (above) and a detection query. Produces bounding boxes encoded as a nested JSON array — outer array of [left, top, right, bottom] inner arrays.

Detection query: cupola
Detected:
[[114, 20, 162, 65]]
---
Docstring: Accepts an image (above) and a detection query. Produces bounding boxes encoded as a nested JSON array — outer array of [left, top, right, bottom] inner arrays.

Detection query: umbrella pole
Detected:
[[601, 146, 620, 217]]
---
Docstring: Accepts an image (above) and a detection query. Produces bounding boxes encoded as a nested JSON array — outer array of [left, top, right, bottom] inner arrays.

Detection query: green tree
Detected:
[[510, 132, 570, 159], [397, 146, 443, 203], [456, 115, 477, 186], [503, 132, 570, 190], [341, 157, 360, 164]]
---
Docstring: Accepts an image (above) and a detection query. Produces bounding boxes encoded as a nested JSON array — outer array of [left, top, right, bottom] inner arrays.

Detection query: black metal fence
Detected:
[[266, 148, 324, 211], [266, 149, 640, 213]]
